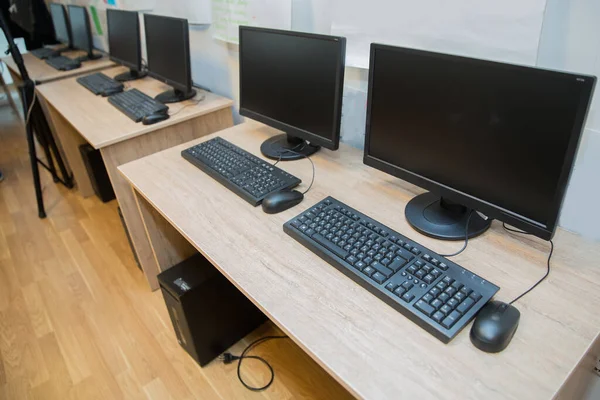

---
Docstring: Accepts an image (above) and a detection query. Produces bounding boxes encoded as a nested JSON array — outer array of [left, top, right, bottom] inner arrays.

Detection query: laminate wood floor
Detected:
[[0, 101, 353, 400]]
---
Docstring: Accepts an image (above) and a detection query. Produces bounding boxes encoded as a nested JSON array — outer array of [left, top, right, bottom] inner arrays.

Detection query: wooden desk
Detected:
[[37, 65, 234, 292], [1, 49, 115, 86], [119, 122, 600, 399]]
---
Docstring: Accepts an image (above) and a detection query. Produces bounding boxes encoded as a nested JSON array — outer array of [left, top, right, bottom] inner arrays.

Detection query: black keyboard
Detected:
[[45, 56, 81, 71], [77, 73, 123, 95], [284, 197, 500, 343], [107, 89, 168, 122], [31, 48, 58, 59], [181, 137, 301, 206]]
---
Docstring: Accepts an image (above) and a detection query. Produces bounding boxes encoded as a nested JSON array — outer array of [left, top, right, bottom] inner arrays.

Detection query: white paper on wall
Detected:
[[331, 0, 548, 68], [212, 0, 292, 44]]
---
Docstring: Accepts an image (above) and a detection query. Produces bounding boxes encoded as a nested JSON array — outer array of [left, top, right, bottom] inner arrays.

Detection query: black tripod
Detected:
[[1, 10, 73, 218]]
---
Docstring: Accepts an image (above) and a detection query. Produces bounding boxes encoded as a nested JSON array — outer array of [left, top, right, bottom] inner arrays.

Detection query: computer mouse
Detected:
[[101, 87, 123, 97], [142, 112, 170, 125], [470, 300, 520, 353], [261, 190, 304, 214]]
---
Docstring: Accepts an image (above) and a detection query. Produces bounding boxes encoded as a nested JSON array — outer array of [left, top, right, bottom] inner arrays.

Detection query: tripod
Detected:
[[1, 10, 73, 218]]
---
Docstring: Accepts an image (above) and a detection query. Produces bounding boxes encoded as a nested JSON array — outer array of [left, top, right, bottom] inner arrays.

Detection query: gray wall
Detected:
[[186, 0, 599, 240]]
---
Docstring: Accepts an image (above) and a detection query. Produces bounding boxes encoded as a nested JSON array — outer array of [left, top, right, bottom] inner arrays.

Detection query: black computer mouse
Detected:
[[470, 300, 520, 353], [142, 112, 170, 125], [102, 87, 124, 97], [261, 190, 304, 214]]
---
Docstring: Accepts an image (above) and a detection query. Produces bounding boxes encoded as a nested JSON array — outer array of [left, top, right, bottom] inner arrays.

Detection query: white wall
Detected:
[[537, 0, 600, 240], [188, 0, 599, 240]]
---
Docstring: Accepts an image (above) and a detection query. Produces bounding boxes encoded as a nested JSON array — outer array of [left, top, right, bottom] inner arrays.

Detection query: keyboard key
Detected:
[[372, 272, 387, 284], [410, 247, 420, 255], [445, 287, 458, 297], [442, 276, 454, 285], [447, 298, 459, 309], [385, 282, 398, 292], [355, 261, 366, 271], [415, 300, 435, 316], [388, 256, 407, 272], [371, 262, 393, 277], [346, 255, 358, 265], [470, 292, 483, 302], [313, 234, 349, 258], [442, 311, 461, 329], [402, 292, 415, 303], [401, 281, 414, 291], [429, 287, 441, 297], [440, 304, 452, 315], [456, 298, 475, 314], [423, 274, 435, 284], [432, 311, 445, 323], [438, 293, 450, 303], [394, 286, 406, 297], [451, 281, 464, 291], [454, 292, 466, 303], [362, 266, 376, 277], [431, 299, 443, 309], [423, 254, 432, 262], [438, 262, 449, 271], [422, 293, 434, 303]]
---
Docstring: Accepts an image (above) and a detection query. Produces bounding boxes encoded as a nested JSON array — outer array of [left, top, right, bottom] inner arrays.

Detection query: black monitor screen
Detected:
[[144, 14, 190, 92], [67, 5, 92, 52], [107, 9, 140, 70], [50, 3, 69, 45], [10, 0, 34, 33], [239, 27, 345, 149], [365, 45, 595, 236]]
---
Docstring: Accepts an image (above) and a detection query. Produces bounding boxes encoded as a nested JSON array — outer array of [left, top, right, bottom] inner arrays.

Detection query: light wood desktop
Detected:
[[36, 65, 234, 293], [119, 122, 600, 399], [1, 49, 115, 86]]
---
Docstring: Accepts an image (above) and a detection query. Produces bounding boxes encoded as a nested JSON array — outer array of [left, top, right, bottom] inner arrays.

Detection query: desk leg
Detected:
[[101, 108, 233, 290], [43, 101, 95, 197]]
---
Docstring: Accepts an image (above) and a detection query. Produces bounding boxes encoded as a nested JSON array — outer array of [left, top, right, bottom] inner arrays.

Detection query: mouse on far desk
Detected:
[[470, 300, 520, 353], [262, 190, 304, 214], [142, 111, 170, 125]]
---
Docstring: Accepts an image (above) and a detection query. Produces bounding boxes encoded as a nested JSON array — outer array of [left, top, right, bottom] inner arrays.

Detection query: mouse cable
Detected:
[[439, 210, 475, 258], [502, 223, 554, 305], [272, 146, 315, 195], [219, 335, 289, 391], [168, 93, 206, 116]]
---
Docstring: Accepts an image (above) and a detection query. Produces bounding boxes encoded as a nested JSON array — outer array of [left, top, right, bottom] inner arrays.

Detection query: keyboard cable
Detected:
[[219, 335, 289, 391], [502, 223, 554, 305], [275, 147, 315, 194], [439, 210, 475, 257], [168, 93, 206, 116]]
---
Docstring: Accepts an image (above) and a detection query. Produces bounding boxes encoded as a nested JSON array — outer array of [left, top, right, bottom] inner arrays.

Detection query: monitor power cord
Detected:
[[219, 335, 289, 391]]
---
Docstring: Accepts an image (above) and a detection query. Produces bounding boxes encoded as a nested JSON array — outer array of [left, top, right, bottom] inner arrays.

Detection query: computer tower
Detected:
[[158, 253, 267, 366], [78, 143, 115, 202]]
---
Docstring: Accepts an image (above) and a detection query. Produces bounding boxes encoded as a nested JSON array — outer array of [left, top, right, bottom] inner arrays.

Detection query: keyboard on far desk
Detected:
[[107, 88, 168, 122], [181, 137, 301, 206], [45, 56, 81, 71], [77, 72, 123, 95], [284, 196, 500, 343], [30, 47, 58, 59]]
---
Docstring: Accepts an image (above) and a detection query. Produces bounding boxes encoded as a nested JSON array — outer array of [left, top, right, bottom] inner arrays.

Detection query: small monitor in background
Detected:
[[364, 44, 596, 241], [67, 5, 101, 62], [49, 3, 72, 50], [107, 9, 146, 82], [239, 26, 346, 161], [143, 14, 196, 104]]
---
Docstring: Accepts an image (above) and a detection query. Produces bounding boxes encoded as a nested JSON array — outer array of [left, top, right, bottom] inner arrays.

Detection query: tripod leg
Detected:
[[33, 115, 60, 183]]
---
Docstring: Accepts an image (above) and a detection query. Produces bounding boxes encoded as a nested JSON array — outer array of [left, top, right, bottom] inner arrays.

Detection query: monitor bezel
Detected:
[[238, 26, 346, 151], [106, 9, 142, 72], [363, 43, 596, 240], [49, 3, 72, 47], [143, 14, 192, 94], [66, 5, 93, 54]]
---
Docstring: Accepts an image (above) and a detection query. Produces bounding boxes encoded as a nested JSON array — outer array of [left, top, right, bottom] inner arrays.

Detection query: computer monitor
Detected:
[[239, 26, 346, 161], [144, 14, 195, 104], [364, 44, 595, 241], [107, 9, 146, 82], [49, 3, 71, 49], [67, 5, 100, 61]]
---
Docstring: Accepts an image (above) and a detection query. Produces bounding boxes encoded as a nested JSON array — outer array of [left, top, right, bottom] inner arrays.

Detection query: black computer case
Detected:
[[158, 253, 267, 366], [78, 143, 115, 202]]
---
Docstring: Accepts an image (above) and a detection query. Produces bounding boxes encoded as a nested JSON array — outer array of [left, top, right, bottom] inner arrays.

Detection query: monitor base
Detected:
[[76, 52, 103, 62], [260, 134, 320, 161], [114, 69, 147, 82], [405, 192, 491, 241], [155, 88, 197, 104]]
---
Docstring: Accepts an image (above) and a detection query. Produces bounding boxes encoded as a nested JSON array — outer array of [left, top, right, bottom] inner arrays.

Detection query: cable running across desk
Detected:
[[502, 223, 554, 305]]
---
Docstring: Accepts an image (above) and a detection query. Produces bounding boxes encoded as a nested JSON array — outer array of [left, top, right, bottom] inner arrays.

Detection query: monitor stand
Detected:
[[405, 192, 491, 240], [260, 134, 320, 161], [114, 69, 147, 82], [76, 51, 102, 62], [155, 88, 197, 104]]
